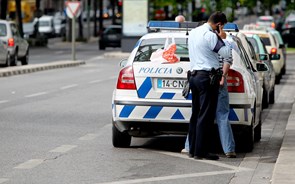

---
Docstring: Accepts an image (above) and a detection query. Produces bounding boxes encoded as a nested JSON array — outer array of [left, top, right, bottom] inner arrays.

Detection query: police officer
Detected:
[[188, 11, 231, 160]]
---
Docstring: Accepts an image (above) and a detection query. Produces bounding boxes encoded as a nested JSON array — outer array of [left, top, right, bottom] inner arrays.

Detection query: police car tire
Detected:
[[262, 89, 269, 109], [112, 125, 131, 148], [269, 87, 275, 104], [243, 119, 254, 152], [254, 120, 262, 142]]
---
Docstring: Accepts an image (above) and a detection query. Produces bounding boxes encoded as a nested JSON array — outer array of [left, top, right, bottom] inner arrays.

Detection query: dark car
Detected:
[[282, 13, 295, 47], [98, 25, 122, 50]]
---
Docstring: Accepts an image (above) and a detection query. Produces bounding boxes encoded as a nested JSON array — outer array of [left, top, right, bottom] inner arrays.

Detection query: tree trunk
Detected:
[[15, 0, 24, 37], [0, 0, 8, 19]]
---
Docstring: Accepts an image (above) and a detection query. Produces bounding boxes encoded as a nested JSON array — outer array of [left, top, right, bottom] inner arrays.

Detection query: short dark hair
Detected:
[[208, 11, 227, 25]]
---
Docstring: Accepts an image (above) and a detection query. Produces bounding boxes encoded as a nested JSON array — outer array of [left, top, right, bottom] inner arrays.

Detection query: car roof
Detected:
[[39, 15, 54, 21], [258, 16, 274, 21], [140, 31, 189, 40]]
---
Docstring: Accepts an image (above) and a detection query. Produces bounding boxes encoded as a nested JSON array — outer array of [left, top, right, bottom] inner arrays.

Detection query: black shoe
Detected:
[[194, 153, 219, 160]]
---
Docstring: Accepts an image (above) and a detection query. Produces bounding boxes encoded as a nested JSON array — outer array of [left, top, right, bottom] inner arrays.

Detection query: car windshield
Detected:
[[0, 23, 7, 36], [134, 37, 189, 62]]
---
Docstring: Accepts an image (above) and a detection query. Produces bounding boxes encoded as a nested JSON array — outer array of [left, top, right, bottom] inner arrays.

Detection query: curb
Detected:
[[0, 60, 86, 78], [271, 97, 295, 184]]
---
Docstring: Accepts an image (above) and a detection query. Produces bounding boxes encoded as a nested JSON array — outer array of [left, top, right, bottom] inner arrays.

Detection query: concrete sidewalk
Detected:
[[271, 97, 295, 184]]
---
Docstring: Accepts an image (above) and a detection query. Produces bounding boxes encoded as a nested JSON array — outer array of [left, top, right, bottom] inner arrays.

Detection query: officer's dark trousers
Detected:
[[188, 72, 220, 157]]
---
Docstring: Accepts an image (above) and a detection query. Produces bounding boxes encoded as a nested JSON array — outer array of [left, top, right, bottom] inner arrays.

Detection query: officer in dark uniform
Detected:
[[188, 11, 231, 160]]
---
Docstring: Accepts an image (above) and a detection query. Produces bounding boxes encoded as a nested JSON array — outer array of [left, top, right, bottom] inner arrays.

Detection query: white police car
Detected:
[[112, 22, 268, 151]]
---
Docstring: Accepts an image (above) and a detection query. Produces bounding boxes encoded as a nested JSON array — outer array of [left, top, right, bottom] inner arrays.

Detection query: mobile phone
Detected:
[[216, 25, 220, 33]]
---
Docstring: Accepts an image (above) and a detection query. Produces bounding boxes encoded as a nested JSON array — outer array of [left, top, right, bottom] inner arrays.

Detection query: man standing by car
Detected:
[[188, 11, 231, 160]]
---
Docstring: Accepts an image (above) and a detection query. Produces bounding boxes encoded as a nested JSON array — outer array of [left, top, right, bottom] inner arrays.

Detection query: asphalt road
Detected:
[[0, 45, 294, 183]]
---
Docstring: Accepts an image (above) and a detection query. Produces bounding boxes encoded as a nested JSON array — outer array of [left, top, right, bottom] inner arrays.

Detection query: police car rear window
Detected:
[[134, 38, 189, 62], [261, 37, 271, 46]]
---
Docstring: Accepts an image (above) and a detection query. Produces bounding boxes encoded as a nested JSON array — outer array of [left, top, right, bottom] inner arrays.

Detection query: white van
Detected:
[[38, 15, 55, 38]]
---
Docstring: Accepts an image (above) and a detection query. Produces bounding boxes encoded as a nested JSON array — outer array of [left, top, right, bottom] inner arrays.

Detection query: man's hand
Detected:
[[219, 75, 225, 86], [218, 25, 226, 39]]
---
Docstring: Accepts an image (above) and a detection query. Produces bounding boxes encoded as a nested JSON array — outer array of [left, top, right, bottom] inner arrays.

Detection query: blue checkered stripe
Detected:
[[116, 77, 251, 122]]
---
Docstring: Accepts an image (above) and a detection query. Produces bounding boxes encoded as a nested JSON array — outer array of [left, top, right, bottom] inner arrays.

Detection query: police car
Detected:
[[112, 22, 268, 151]]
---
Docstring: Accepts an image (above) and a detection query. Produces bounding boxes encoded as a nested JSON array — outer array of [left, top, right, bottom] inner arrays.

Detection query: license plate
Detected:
[[157, 79, 186, 89]]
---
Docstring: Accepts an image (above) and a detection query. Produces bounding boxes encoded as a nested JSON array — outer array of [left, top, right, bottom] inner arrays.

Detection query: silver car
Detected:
[[0, 20, 29, 66], [0, 39, 10, 67]]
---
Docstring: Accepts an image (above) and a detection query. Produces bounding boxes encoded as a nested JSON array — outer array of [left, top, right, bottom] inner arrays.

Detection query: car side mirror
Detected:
[[119, 59, 128, 68], [270, 54, 280, 60], [258, 54, 269, 61], [256, 62, 269, 72]]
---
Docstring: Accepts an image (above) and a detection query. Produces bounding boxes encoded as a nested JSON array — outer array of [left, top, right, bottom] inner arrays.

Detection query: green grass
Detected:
[[287, 47, 295, 53]]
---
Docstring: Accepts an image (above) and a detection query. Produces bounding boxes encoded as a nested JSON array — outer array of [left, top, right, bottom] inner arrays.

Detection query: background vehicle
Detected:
[[242, 28, 282, 84], [98, 25, 122, 50], [38, 15, 55, 38], [0, 20, 29, 66], [0, 39, 10, 67], [256, 16, 276, 28], [282, 13, 295, 47], [53, 17, 66, 37], [112, 22, 267, 152], [245, 33, 276, 108]]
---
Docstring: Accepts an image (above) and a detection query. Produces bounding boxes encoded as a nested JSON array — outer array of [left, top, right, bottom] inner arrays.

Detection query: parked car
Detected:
[[23, 18, 48, 46], [98, 25, 122, 50], [225, 27, 264, 114], [268, 28, 286, 75], [53, 17, 66, 37], [282, 13, 295, 47], [256, 15, 276, 28], [0, 19, 29, 66], [244, 33, 277, 108], [241, 27, 282, 84], [38, 15, 55, 38], [112, 21, 267, 151], [0, 39, 10, 67]]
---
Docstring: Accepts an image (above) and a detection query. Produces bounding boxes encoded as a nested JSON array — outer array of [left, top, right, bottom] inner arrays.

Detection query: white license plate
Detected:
[[157, 79, 186, 89]]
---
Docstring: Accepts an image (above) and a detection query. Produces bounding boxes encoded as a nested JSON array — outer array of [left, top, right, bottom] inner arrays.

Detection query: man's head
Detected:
[[175, 15, 186, 23], [208, 11, 227, 31]]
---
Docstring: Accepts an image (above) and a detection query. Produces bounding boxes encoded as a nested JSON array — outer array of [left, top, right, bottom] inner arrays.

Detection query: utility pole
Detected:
[[93, 0, 97, 36]]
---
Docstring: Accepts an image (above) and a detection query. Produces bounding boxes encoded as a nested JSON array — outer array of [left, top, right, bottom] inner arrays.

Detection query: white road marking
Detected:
[[79, 133, 99, 141], [14, 159, 44, 169], [25, 92, 48, 98], [49, 145, 77, 153], [89, 79, 103, 84], [55, 51, 64, 54], [96, 170, 240, 184], [0, 100, 9, 104], [87, 56, 104, 62], [60, 84, 78, 90], [0, 178, 9, 183], [156, 151, 252, 171]]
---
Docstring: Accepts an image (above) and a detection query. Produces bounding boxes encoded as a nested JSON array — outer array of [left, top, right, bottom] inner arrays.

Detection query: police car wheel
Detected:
[[112, 125, 131, 148], [243, 119, 254, 152], [269, 86, 275, 104]]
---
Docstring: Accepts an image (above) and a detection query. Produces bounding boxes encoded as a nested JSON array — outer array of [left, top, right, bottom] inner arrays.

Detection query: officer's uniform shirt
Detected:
[[188, 23, 231, 71]]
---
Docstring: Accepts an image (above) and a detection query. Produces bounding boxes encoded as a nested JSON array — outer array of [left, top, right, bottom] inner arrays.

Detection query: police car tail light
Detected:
[[227, 69, 244, 93], [117, 66, 136, 90], [271, 48, 277, 55]]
